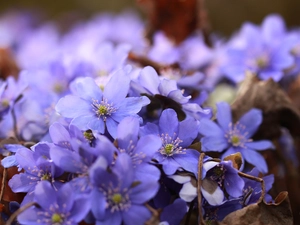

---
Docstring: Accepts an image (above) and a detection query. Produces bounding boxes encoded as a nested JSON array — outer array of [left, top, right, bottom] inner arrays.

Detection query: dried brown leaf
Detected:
[[215, 192, 293, 225]]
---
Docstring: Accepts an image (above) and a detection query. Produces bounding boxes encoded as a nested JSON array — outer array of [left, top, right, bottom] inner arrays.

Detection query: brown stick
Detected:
[[197, 153, 206, 225], [0, 167, 7, 202], [238, 171, 266, 203], [6, 202, 38, 225]]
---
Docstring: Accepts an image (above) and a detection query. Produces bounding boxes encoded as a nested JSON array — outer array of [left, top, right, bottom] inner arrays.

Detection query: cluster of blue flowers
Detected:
[[0, 10, 298, 225]]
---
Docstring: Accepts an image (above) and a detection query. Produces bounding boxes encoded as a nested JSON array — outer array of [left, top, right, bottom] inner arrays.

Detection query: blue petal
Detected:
[[139, 123, 159, 136], [17, 207, 38, 225], [199, 118, 224, 137], [49, 123, 70, 145], [245, 140, 274, 151], [34, 181, 57, 210], [15, 148, 35, 171], [216, 102, 232, 131], [70, 77, 103, 101], [105, 118, 119, 138], [201, 136, 228, 152], [174, 149, 200, 174], [130, 180, 159, 204], [111, 96, 150, 122], [160, 199, 187, 225], [55, 95, 92, 118], [69, 197, 91, 222], [223, 165, 244, 197], [239, 109, 262, 138], [159, 109, 179, 137], [113, 153, 134, 189], [117, 117, 139, 150], [122, 205, 151, 225], [50, 146, 85, 173], [138, 66, 160, 95], [178, 117, 198, 147], [9, 173, 36, 193], [104, 72, 130, 105], [241, 149, 268, 174], [1, 155, 18, 168], [134, 135, 162, 161], [135, 163, 161, 182], [96, 211, 122, 225], [71, 115, 98, 131], [91, 190, 107, 220], [57, 183, 74, 212]]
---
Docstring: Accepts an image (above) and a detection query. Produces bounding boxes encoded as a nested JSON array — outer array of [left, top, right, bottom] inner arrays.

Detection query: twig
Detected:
[[0, 167, 7, 202], [197, 153, 206, 225], [6, 202, 38, 225], [238, 171, 266, 203]]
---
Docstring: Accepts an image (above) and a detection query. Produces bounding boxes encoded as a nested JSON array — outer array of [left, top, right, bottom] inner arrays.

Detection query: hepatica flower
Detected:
[[90, 153, 159, 225], [18, 181, 90, 225], [199, 102, 274, 173], [56, 69, 150, 138], [141, 108, 199, 175], [222, 14, 294, 83]]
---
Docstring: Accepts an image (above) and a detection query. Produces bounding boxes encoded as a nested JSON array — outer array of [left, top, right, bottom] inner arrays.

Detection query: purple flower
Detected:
[[116, 116, 162, 182], [90, 153, 159, 225], [55, 70, 150, 138], [132, 66, 211, 120], [199, 102, 274, 173], [17, 181, 90, 225], [8, 143, 63, 193], [141, 108, 199, 175], [222, 14, 294, 82], [201, 160, 244, 206]]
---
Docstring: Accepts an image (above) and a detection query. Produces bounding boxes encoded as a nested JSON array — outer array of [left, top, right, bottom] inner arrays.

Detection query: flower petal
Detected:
[[245, 140, 274, 151], [201, 136, 229, 152], [159, 109, 179, 136], [239, 109, 262, 138], [199, 118, 224, 137], [122, 205, 151, 225], [241, 149, 268, 173], [216, 102, 232, 131]]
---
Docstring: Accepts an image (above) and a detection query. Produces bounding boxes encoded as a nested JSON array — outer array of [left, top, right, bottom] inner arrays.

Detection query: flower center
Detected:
[[51, 213, 62, 224], [92, 98, 117, 122], [159, 133, 185, 157], [231, 135, 240, 146], [41, 173, 51, 181], [112, 193, 122, 204], [164, 144, 174, 155], [225, 122, 251, 148], [256, 55, 269, 69]]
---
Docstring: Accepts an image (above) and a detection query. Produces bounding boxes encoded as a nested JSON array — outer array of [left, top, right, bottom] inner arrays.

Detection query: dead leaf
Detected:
[[215, 192, 293, 225]]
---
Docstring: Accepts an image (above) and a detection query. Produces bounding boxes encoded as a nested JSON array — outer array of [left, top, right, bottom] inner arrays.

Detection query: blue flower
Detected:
[[132, 66, 212, 120], [116, 116, 162, 182], [222, 14, 294, 83], [90, 153, 159, 225], [8, 143, 64, 193], [141, 108, 199, 175], [17, 181, 90, 225], [55, 70, 150, 138], [199, 102, 274, 173]]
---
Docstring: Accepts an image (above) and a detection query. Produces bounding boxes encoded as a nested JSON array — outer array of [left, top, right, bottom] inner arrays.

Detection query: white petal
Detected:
[[201, 185, 224, 206], [169, 175, 191, 184], [179, 182, 197, 202]]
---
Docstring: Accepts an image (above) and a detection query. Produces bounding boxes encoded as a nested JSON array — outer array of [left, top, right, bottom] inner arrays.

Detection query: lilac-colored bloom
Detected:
[[141, 108, 199, 175], [90, 153, 159, 225], [17, 181, 90, 225], [132, 66, 211, 120], [116, 116, 161, 182], [8, 143, 63, 193], [201, 160, 244, 206], [222, 14, 294, 83], [199, 102, 274, 173], [56, 70, 150, 138]]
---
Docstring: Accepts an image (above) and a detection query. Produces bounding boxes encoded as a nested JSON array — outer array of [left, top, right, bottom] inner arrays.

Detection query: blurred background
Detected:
[[0, 0, 299, 36]]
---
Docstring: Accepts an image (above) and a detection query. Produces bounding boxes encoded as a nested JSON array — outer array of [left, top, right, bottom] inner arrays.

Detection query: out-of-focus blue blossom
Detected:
[[1, 144, 22, 169], [199, 102, 274, 173], [222, 14, 294, 83], [17, 181, 90, 225], [56, 71, 150, 138], [278, 128, 299, 167], [116, 116, 161, 182], [141, 108, 199, 175], [148, 32, 213, 70], [160, 198, 187, 225], [90, 153, 159, 225]]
